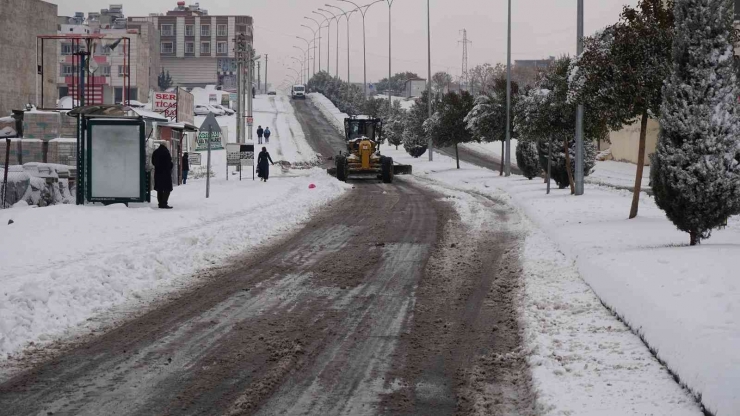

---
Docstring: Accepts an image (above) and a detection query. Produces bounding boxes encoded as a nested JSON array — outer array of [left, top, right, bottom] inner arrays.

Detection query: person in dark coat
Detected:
[[257, 147, 275, 182], [152, 144, 174, 209], [182, 152, 190, 185], [263, 127, 271, 144], [256, 125, 264, 145]]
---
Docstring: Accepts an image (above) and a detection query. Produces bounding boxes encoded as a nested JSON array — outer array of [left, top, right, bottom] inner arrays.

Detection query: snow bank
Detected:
[[461, 141, 518, 168], [307, 93, 347, 134], [377, 145, 707, 415], [0, 95, 350, 360]]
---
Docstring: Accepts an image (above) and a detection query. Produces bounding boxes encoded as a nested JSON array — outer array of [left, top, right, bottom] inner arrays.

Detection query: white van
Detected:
[[291, 85, 306, 99]]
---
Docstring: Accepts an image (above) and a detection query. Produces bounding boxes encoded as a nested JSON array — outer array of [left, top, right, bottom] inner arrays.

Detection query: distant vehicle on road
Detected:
[[211, 104, 235, 116], [194, 104, 225, 117], [268, 91, 277, 96], [291, 85, 306, 99]]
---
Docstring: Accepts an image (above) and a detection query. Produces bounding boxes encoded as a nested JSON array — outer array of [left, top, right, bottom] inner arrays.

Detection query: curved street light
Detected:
[[313, 10, 333, 75], [319, 8, 341, 79], [338, 0, 385, 97], [304, 16, 323, 73], [295, 41, 311, 82], [325, 4, 357, 89]]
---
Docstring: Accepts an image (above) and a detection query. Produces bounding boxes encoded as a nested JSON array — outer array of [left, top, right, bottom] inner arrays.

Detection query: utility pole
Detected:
[[575, 0, 585, 195], [247, 45, 254, 143], [235, 32, 248, 143], [264, 54, 268, 92], [427, 0, 433, 161], [257, 60, 261, 94], [386, 0, 395, 110], [458, 29, 471, 91], [504, 0, 512, 176]]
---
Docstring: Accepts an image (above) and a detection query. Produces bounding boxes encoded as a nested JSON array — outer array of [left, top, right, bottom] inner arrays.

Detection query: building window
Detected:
[[161, 41, 174, 54], [185, 24, 194, 37], [61, 43, 74, 55], [201, 24, 210, 37], [58, 86, 69, 98], [97, 44, 112, 56], [118, 65, 129, 77], [236, 25, 247, 35], [217, 42, 228, 54], [201, 42, 211, 54], [100, 65, 111, 76], [217, 24, 227, 37], [60, 64, 77, 76], [161, 24, 174, 36], [185, 42, 194, 54]]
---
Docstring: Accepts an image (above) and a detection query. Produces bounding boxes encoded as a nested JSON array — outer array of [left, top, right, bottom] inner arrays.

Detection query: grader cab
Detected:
[[328, 116, 412, 183]]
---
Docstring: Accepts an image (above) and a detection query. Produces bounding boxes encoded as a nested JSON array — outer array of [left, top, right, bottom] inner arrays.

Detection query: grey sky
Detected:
[[50, 0, 638, 89]]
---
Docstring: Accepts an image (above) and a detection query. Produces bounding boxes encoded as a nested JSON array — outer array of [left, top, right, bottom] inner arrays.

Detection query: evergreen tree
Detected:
[[569, 0, 673, 218], [158, 69, 173, 91], [516, 57, 607, 192], [651, 0, 740, 246], [516, 140, 541, 180], [427, 91, 476, 169], [403, 91, 432, 158]]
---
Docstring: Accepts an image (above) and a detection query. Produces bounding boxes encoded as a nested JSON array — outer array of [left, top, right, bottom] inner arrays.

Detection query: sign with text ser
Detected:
[[153, 92, 177, 120]]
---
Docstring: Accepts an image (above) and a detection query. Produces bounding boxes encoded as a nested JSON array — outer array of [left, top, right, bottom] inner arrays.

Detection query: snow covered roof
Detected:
[[131, 107, 168, 121]]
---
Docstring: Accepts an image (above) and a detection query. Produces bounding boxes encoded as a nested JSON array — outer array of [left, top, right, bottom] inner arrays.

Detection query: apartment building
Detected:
[[129, 2, 253, 90], [57, 5, 160, 104]]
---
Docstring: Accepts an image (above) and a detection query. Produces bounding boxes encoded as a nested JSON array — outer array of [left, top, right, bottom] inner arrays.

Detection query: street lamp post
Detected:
[[326, 4, 357, 99], [505, 0, 512, 176], [575, 0, 585, 195], [305, 16, 323, 73], [300, 26, 318, 77], [295, 39, 311, 82], [339, 0, 384, 97], [319, 8, 340, 79], [386, 0, 395, 108], [314, 11, 333, 74], [290, 57, 304, 83], [427, 0, 433, 161]]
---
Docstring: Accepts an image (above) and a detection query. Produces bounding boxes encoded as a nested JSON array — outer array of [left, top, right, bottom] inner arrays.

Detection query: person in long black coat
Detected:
[[152, 144, 174, 209], [181, 152, 190, 185], [257, 147, 275, 182]]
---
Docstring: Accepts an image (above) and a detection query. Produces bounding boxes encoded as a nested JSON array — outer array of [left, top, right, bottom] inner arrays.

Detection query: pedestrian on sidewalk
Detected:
[[152, 144, 174, 209], [257, 125, 264, 144], [182, 152, 190, 185], [264, 127, 271, 144], [252, 86, 256, 99], [257, 146, 275, 182]]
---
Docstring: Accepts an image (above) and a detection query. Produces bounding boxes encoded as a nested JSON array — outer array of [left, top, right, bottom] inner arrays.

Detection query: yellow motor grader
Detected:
[[328, 116, 412, 183]]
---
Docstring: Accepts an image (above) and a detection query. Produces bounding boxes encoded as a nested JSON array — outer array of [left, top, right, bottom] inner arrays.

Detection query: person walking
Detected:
[[264, 127, 271, 144], [181, 152, 190, 185], [152, 143, 174, 209], [252, 86, 256, 99], [257, 125, 264, 145], [257, 146, 275, 182]]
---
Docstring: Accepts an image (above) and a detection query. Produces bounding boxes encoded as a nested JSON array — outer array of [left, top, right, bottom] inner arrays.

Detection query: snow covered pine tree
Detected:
[[516, 140, 541, 180], [651, 0, 740, 245]]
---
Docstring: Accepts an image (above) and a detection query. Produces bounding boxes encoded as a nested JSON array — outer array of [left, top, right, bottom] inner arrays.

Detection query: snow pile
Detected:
[[307, 93, 346, 134], [0, 96, 350, 360], [586, 160, 651, 191], [377, 145, 712, 414]]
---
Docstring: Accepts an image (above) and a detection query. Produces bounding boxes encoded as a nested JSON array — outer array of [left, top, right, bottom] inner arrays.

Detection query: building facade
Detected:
[[56, 5, 160, 105], [130, 2, 253, 90], [404, 79, 427, 99], [0, 0, 57, 115]]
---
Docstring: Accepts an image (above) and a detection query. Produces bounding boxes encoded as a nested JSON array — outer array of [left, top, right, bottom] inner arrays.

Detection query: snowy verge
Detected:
[[380, 146, 704, 415]]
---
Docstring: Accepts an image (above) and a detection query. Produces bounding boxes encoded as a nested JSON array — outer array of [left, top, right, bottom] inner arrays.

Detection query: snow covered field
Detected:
[[0, 94, 349, 362], [310, 92, 735, 415]]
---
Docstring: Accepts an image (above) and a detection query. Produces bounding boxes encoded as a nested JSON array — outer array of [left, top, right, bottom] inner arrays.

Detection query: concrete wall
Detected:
[[0, 0, 58, 115], [607, 118, 660, 166]]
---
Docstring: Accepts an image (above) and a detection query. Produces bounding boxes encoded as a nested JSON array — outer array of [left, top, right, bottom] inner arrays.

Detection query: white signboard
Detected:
[[227, 144, 254, 166], [153, 92, 178, 120], [188, 152, 201, 166]]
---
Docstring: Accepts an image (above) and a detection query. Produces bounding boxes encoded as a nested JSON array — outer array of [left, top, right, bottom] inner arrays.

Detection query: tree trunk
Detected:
[[690, 231, 699, 246], [455, 142, 460, 169], [629, 111, 649, 219], [500, 141, 504, 176], [564, 136, 575, 195]]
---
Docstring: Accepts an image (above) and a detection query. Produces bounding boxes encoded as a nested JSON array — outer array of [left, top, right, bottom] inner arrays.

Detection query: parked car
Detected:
[[194, 105, 211, 116], [194, 104, 225, 116], [267, 91, 277, 96], [212, 104, 235, 116]]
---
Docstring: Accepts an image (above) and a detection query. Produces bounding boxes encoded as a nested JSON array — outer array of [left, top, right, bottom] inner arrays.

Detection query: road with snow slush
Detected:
[[0, 98, 533, 415]]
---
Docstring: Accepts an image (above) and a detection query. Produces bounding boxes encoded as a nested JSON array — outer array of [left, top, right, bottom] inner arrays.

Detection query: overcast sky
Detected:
[[50, 0, 638, 90]]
